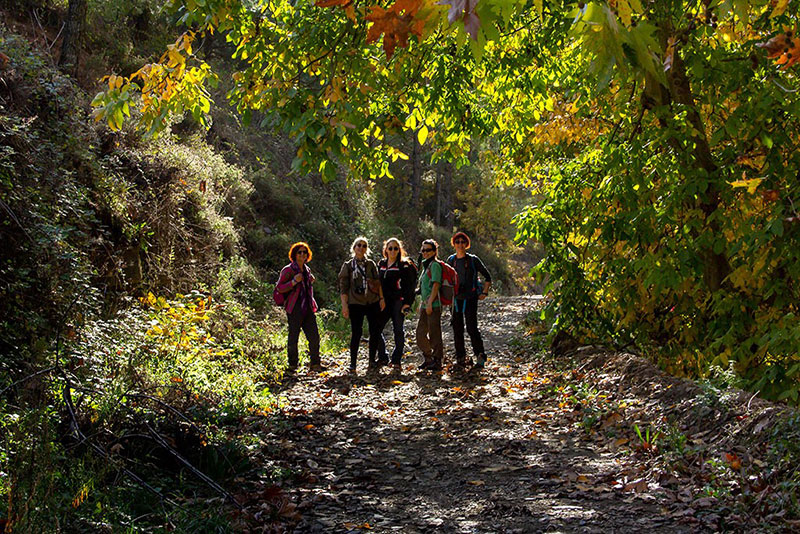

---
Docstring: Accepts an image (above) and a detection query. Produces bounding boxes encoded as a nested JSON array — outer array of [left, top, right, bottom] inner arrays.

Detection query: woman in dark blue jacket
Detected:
[[376, 237, 417, 371], [447, 232, 492, 371]]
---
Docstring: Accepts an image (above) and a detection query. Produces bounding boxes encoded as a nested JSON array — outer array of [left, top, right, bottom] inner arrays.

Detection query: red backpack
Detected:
[[426, 259, 458, 306]]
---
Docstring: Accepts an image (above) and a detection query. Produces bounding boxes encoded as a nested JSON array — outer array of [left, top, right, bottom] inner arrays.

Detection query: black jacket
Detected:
[[378, 258, 417, 305], [446, 253, 492, 299]]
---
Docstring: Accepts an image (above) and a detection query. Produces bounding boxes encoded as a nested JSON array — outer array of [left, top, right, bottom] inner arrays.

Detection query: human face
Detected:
[[354, 242, 367, 258], [295, 248, 308, 264], [453, 237, 467, 255], [386, 242, 400, 261], [420, 245, 435, 259]]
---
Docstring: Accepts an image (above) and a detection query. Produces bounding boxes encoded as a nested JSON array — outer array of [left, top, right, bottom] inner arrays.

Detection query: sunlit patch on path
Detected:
[[270, 297, 695, 533]]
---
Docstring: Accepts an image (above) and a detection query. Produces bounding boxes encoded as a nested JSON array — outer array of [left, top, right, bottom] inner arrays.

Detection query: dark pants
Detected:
[[377, 299, 405, 365], [451, 296, 484, 363], [287, 305, 320, 367], [349, 301, 382, 367]]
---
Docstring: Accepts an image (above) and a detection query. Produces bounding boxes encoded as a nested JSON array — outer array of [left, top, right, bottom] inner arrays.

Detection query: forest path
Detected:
[[269, 296, 695, 533]]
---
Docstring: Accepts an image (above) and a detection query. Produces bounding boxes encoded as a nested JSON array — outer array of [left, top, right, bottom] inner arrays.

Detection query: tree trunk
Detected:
[[409, 131, 421, 209], [442, 162, 453, 229], [435, 166, 442, 226], [645, 44, 730, 291], [59, 0, 87, 77]]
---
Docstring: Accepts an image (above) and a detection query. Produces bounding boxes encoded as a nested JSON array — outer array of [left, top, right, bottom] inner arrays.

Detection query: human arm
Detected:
[[276, 266, 297, 294], [338, 262, 351, 318], [426, 282, 440, 314], [474, 256, 492, 299], [374, 262, 386, 311], [401, 262, 416, 309], [425, 262, 442, 314]]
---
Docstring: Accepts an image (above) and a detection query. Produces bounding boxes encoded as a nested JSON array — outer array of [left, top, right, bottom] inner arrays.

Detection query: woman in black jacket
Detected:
[[376, 237, 417, 371]]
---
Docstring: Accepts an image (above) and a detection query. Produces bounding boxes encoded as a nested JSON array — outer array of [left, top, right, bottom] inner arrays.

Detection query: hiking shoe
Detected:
[[450, 363, 466, 374], [285, 365, 298, 374], [391, 363, 402, 373], [472, 353, 487, 370], [309, 363, 327, 373], [348, 365, 357, 374], [419, 359, 434, 370], [377, 357, 390, 367]]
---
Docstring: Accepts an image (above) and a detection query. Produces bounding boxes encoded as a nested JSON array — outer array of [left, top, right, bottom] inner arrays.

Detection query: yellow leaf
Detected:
[[730, 177, 764, 194], [771, 0, 790, 18], [617, 0, 632, 26], [418, 125, 428, 145]]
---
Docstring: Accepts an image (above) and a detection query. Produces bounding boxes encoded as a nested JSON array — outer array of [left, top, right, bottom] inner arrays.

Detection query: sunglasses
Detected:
[[354, 243, 367, 248], [420, 248, 434, 253], [296, 250, 308, 255], [387, 246, 399, 251], [453, 239, 467, 244]]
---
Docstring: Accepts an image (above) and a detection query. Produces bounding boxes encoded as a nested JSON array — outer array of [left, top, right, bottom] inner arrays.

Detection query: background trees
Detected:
[[94, 0, 800, 400]]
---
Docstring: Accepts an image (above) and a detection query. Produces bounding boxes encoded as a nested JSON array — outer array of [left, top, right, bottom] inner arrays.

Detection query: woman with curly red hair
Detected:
[[446, 231, 492, 372], [276, 242, 324, 372]]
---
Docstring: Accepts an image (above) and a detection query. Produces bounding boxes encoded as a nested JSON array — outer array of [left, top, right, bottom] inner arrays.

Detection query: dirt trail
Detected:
[[269, 296, 695, 533]]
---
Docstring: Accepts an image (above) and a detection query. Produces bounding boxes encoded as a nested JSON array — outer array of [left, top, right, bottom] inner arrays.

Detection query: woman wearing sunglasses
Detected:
[[339, 237, 386, 372], [446, 231, 492, 371], [275, 242, 324, 372], [416, 239, 444, 371], [376, 238, 417, 371]]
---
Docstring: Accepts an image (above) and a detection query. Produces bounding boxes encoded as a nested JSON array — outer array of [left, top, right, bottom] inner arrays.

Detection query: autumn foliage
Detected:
[[90, 0, 800, 402]]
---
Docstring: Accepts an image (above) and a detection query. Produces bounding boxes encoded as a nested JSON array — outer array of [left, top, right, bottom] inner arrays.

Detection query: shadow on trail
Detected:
[[270, 297, 696, 533], [273, 387, 691, 533]]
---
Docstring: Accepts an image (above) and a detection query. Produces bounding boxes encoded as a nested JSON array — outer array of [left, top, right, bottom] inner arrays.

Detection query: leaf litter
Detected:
[[227, 296, 798, 532]]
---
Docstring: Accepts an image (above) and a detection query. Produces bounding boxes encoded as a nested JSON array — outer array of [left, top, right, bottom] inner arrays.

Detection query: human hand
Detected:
[[478, 293, 487, 301], [342, 307, 349, 319], [426, 302, 433, 315], [379, 299, 386, 311], [293, 273, 303, 284], [309, 273, 316, 283], [401, 305, 411, 315]]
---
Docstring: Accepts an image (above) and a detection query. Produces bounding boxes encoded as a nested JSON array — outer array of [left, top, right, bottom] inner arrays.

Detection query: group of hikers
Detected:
[[274, 232, 492, 375]]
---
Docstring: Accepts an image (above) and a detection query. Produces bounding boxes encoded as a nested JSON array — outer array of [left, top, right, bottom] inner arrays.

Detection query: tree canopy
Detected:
[[93, 0, 800, 401]]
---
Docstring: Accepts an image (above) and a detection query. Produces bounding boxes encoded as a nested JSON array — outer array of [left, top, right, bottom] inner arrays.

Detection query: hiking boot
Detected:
[[452, 355, 468, 374], [285, 364, 298, 374], [309, 363, 327, 373], [348, 365, 357, 374], [377, 357, 390, 367], [471, 353, 487, 371], [391, 363, 402, 373], [418, 358, 433, 371]]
